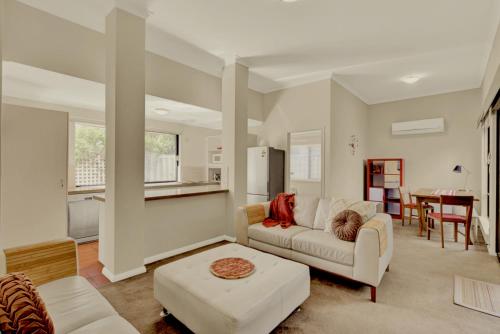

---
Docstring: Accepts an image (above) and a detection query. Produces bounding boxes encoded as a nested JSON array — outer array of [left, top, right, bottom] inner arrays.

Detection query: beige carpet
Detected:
[[454, 275, 500, 317], [99, 222, 500, 333]]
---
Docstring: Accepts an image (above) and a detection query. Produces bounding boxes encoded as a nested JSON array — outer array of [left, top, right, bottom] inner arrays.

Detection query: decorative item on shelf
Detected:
[[348, 135, 359, 156], [452, 165, 471, 191]]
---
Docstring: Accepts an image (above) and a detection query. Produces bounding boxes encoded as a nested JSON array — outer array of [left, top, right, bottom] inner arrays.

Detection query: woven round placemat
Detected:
[[209, 257, 255, 279]]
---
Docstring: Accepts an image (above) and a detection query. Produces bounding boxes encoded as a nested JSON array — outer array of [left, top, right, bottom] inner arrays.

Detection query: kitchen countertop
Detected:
[[68, 182, 220, 195], [93, 184, 228, 202]]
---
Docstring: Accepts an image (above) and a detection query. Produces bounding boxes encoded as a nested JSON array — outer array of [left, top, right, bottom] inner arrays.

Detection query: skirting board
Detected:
[[144, 235, 236, 265], [102, 266, 147, 283]]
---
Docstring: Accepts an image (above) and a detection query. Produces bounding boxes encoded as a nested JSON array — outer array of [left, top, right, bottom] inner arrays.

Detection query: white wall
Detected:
[[262, 80, 331, 196], [260, 80, 369, 199], [0, 104, 68, 253], [330, 82, 368, 199], [367, 89, 482, 196]]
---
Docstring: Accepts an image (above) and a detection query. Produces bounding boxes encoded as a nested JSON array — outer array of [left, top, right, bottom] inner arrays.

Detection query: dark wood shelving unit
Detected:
[[365, 158, 404, 219]]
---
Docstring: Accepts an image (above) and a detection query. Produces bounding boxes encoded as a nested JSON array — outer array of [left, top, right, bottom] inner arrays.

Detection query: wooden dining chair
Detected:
[[427, 195, 474, 250], [398, 187, 433, 226]]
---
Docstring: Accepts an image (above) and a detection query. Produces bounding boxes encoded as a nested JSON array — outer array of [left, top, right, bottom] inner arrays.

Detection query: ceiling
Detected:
[[2, 61, 262, 130], [13, 0, 500, 104]]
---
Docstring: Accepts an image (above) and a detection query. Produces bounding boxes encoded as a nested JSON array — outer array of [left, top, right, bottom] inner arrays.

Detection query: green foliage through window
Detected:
[[74, 123, 178, 186]]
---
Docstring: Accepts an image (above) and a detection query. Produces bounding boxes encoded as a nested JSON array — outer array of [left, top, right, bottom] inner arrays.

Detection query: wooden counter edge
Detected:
[[93, 189, 229, 202]]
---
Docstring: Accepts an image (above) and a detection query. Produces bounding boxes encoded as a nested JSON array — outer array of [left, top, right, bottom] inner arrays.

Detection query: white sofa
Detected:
[[236, 197, 393, 302], [38, 276, 139, 334], [2, 239, 139, 334]]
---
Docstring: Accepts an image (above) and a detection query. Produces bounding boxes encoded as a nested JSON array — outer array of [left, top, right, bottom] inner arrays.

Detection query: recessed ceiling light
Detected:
[[400, 74, 423, 84], [154, 108, 170, 116], [281, 0, 299, 3]]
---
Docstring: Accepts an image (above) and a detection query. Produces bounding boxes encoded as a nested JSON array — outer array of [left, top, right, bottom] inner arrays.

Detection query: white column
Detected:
[[222, 60, 248, 236], [102, 4, 147, 281], [0, 0, 5, 274]]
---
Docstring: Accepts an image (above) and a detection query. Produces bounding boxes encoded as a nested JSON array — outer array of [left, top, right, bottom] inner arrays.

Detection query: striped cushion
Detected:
[[0, 273, 54, 334]]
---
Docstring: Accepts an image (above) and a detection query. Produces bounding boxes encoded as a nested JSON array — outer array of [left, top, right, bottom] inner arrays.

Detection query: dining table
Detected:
[[412, 188, 480, 238]]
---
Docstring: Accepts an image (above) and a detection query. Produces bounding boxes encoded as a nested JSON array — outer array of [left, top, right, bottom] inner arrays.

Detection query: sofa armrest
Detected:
[[236, 202, 271, 246], [3, 238, 78, 286], [353, 213, 393, 287]]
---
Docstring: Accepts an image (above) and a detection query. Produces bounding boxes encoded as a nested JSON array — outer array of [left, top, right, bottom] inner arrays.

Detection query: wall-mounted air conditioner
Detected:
[[392, 118, 444, 136]]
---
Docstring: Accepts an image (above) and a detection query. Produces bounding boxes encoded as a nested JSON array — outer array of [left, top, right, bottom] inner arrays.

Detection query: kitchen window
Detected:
[[73, 122, 179, 186], [74, 123, 105, 187], [144, 131, 179, 183]]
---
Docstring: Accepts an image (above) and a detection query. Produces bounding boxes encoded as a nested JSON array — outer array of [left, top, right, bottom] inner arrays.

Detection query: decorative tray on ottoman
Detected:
[[209, 257, 255, 279]]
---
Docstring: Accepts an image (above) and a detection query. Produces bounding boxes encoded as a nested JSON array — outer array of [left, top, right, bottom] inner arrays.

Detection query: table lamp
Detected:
[[453, 165, 471, 191]]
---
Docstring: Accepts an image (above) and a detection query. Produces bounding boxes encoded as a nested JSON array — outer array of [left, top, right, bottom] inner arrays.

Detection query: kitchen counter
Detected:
[[93, 184, 228, 202], [68, 182, 220, 195]]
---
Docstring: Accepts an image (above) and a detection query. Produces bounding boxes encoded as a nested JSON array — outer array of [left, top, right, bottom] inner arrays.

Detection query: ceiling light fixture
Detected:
[[400, 74, 423, 84], [154, 108, 170, 116], [281, 0, 299, 3]]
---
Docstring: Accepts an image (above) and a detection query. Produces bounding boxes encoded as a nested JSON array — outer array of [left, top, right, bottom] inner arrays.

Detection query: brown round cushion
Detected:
[[332, 210, 363, 242], [0, 273, 54, 334]]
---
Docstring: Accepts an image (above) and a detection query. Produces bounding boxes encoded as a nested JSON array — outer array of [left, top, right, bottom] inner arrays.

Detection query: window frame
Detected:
[[71, 121, 181, 187], [144, 130, 180, 184], [289, 143, 322, 183]]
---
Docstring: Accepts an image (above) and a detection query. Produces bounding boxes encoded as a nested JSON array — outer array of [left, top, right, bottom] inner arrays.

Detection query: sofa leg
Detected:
[[370, 286, 376, 303], [386, 265, 390, 272]]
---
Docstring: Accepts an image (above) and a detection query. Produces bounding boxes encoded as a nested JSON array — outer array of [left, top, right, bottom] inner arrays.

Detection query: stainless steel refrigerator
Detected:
[[247, 147, 285, 204]]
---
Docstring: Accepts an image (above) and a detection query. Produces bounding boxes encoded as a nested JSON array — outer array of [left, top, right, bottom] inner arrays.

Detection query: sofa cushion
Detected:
[[292, 230, 355, 266], [293, 195, 320, 228], [312, 198, 332, 230], [331, 210, 363, 242], [325, 200, 377, 233], [348, 201, 377, 223], [0, 273, 54, 334], [248, 223, 309, 249], [68, 316, 139, 334], [38, 276, 117, 334]]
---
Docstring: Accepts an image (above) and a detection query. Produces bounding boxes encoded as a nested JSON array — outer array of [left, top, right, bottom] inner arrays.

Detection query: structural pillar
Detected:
[[0, 0, 5, 274], [222, 60, 248, 236], [102, 3, 147, 281]]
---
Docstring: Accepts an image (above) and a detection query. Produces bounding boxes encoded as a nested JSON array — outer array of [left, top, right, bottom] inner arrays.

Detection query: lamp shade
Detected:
[[453, 165, 462, 173]]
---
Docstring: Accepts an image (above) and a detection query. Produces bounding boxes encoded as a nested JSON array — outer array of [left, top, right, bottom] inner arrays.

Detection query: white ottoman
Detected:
[[154, 243, 310, 334]]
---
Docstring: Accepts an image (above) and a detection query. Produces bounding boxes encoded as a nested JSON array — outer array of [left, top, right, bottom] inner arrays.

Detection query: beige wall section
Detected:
[[262, 80, 331, 196], [4, 0, 105, 82], [482, 21, 500, 108], [146, 52, 221, 112], [368, 89, 482, 195], [143, 194, 227, 260], [0, 104, 68, 250], [329, 81, 368, 200], [3, 0, 265, 120]]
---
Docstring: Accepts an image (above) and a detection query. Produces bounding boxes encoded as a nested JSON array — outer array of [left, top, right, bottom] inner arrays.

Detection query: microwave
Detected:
[[212, 154, 223, 164]]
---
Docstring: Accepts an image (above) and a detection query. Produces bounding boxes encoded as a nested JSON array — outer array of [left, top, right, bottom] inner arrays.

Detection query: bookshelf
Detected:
[[366, 158, 404, 219]]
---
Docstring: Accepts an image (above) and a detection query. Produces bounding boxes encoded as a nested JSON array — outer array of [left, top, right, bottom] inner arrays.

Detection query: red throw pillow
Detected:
[[332, 210, 363, 242], [0, 273, 55, 334]]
